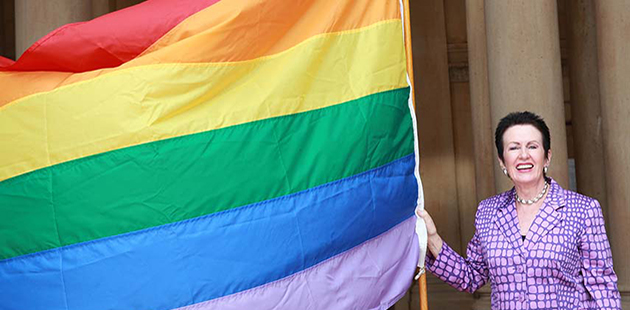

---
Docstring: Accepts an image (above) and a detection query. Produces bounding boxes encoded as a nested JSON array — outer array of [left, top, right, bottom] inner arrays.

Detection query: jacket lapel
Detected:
[[524, 179, 566, 251], [492, 191, 525, 258]]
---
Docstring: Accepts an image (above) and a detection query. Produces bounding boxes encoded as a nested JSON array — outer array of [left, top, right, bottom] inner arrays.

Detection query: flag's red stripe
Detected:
[[1, 0, 220, 73]]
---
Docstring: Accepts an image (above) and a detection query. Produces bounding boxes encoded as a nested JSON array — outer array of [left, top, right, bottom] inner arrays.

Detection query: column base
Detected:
[[622, 291, 630, 309]]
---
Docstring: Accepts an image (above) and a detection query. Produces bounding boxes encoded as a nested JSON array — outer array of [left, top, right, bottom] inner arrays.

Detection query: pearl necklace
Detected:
[[515, 181, 548, 205]]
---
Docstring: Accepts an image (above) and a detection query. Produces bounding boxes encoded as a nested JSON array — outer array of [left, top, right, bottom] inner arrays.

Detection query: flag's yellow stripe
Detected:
[[0, 0, 399, 107], [0, 21, 406, 182]]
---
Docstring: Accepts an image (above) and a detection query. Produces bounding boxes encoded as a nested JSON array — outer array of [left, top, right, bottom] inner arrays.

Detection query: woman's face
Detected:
[[499, 124, 551, 187]]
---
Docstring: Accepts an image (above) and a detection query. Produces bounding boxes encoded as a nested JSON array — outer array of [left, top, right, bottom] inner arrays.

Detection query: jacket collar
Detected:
[[541, 177, 566, 211], [492, 178, 566, 257]]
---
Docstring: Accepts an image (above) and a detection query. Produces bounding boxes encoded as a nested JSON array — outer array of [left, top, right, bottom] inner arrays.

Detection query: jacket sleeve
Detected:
[[579, 199, 621, 309], [425, 230, 489, 293]]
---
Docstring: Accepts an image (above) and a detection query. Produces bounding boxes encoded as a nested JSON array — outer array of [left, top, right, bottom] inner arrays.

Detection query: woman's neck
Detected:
[[514, 178, 547, 201]]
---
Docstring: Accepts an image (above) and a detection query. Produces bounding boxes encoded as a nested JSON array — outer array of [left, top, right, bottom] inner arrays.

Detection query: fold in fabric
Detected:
[[1, 0, 220, 72], [0, 0, 399, 106]]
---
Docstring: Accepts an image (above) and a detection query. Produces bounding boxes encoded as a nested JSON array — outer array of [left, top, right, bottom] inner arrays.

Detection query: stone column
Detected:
[[407, 1, 470, 309], [15, 0, 91, 58], [114, 0, 145, 10], [594, 1, 630, 305], [567, 0, 607, 218], [465, 1, 493, 308], [484, 0, 570, 192], [466, 0, 496, 202], [1, 0, 16, 61], [92, 0, 113, 18], [411, 0, 461, 256]]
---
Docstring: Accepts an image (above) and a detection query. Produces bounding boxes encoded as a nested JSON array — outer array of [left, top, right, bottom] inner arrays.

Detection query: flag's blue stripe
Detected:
[[0, 155, 416, 310]]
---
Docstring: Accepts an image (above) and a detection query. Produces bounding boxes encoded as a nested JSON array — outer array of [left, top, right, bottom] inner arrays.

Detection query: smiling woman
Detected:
[[418, 111, 621, 310]]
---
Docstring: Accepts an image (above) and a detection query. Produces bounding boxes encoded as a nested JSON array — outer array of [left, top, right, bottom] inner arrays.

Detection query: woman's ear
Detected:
[[498, 156, 510, 178], [546, 149, 553, 166]]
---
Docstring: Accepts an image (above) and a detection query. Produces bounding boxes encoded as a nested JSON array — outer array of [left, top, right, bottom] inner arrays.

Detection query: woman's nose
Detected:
[[518, 147, 529, 158]]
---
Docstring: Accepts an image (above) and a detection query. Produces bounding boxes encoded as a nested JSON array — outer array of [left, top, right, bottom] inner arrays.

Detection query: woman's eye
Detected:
[[528, 145, 538, 149], [509, 146, 518, 150]]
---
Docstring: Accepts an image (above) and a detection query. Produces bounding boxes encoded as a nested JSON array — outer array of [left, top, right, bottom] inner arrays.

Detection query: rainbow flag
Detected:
[[0, 0, 423, 309]]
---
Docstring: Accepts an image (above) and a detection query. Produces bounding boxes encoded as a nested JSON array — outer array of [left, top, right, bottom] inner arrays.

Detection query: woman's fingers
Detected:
[[417, 208, 444, 257], [417, 209, 438, 236]]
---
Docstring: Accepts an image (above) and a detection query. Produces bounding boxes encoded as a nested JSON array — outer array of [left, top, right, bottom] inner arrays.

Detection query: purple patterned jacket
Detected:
[[426, 178, 621, 309]]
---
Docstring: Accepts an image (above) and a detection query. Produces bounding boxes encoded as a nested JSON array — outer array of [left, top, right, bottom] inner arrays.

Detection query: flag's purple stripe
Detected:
[[174, 217, 418, 310], [0, 155, 416, 310]]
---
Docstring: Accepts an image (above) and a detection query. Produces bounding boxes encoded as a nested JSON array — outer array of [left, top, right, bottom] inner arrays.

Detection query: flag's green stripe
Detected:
[[0, 87, 413, 260]]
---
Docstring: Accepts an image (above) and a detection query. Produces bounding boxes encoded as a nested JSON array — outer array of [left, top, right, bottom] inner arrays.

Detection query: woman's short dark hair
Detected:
[[494, 111, 551, 162]]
